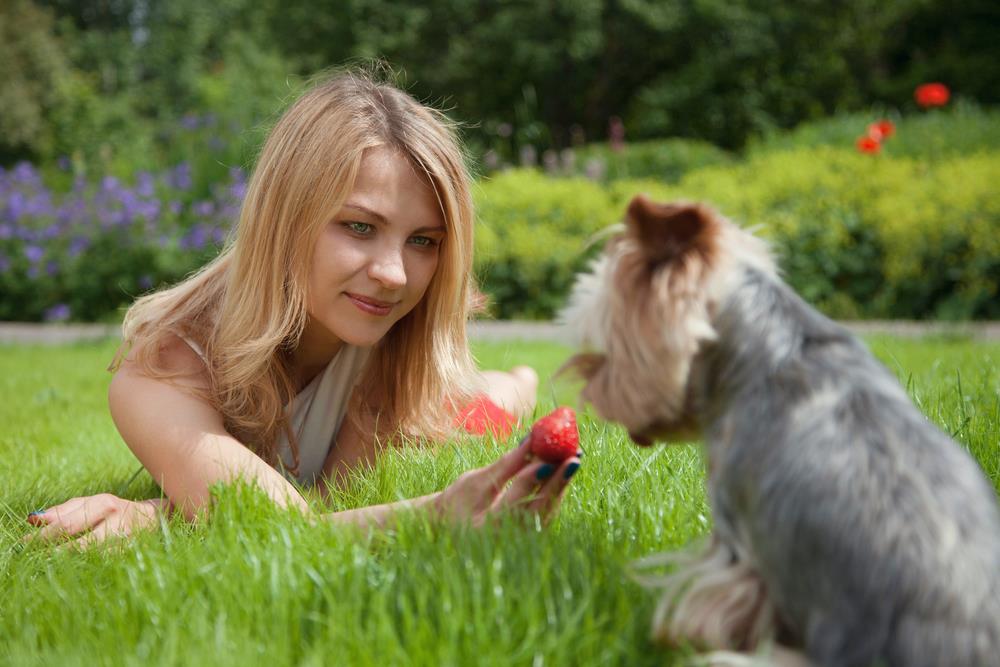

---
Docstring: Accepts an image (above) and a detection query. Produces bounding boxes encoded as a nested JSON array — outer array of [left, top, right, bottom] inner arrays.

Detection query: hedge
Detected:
[[2, 144, 998, 322], [476, 148, 1000, 320]]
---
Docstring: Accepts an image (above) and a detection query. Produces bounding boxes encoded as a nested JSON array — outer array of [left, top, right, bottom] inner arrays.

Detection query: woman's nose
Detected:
[[368, 248, 407, 290]]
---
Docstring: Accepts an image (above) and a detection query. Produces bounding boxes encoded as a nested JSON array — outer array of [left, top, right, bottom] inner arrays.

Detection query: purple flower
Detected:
[[180, 114, 200, 130], [139, 275, 154, 290], [0, 224, 12, 239], [44, 303, 71, 322], [46, 260, 59, 277], [68, 236, 90, 257], [193, 201, 214, 217], [24, 245, 44, 264], [6, 191, 26, 221], [136, 171, 156, 198], [169, 200, 183, 216], [170, 163, 193, 191], [179, 225, 209, 250], [228, 181, 247, 201], [12, 162, 39, 184], [0, 254, 9, 274], [57, 155, 72, 171]]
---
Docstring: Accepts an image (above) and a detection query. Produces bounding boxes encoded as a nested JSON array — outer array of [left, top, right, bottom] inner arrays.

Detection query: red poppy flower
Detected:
[[856, 136, 881, 154], [915, 83, 950, 108], [867, 119, 895, 141]]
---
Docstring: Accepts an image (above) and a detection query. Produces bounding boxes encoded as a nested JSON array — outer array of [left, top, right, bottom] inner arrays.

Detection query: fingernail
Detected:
[[27, 508, 46, 518], [563, 462, 580, 480], [535, 464, 555, 480]]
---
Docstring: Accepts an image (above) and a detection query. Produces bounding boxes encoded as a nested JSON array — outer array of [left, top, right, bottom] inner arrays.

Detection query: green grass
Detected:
[[1, 336, 998, 666]]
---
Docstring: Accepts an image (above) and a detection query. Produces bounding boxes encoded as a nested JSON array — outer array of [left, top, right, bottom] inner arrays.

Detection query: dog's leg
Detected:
[[634, 536, 776, 651]]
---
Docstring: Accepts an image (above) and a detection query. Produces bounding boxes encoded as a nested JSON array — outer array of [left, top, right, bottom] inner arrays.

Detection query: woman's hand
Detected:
[[433, 436, 581, 527], [24, 494, 169, 549]]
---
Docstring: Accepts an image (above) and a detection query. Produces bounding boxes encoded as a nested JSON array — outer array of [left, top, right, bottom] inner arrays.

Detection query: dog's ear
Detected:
[[625, 194, 714, 264]]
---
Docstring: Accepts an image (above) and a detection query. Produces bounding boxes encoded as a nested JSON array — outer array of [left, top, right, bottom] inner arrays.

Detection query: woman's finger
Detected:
[[24, 494, 96, 528], [494, 460, 556, 509], [526, 457, 581, 518], [27, 495, 117, 542], [479, 434, 533, 492], [60, 522, 113, 552]]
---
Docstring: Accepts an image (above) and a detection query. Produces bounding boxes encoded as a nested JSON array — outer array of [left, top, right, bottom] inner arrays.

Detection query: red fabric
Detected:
[[453, 395, 516, 438]]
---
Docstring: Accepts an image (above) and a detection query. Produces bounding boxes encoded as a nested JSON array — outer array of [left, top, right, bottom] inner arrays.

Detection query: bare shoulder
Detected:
[[112, 333, 212, 394]]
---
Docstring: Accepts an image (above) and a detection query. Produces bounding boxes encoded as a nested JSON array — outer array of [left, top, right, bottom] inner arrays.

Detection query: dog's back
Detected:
[[564, 197, 1000, 666], [706, 268, 1000, 667]]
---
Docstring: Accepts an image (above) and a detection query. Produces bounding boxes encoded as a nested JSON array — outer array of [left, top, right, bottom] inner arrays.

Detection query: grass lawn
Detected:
[[1, 335, 998, 666]]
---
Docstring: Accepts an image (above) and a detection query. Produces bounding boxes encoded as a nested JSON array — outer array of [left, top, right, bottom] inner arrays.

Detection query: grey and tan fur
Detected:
[[562, 195, 1000, 667]]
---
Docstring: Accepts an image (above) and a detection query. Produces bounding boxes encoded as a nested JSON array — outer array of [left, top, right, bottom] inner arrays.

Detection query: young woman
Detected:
[[26, 71, 581, 548]]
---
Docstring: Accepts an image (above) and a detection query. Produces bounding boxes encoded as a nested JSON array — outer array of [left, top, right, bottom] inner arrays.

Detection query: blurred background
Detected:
[[1, 0, 998, 323]]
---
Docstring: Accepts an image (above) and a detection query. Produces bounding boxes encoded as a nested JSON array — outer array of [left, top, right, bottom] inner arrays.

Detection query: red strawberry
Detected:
[[528, 406, 580, 463]]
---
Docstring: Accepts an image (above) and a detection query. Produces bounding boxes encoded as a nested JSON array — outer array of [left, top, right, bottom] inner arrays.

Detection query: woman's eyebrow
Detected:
[[342, 203, 387, 222], [342, 203, 445, 234]]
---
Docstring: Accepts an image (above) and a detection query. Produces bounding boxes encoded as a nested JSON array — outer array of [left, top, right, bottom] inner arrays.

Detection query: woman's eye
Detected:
[[344, 222, 373, 235], [409, 235, 438, 247]]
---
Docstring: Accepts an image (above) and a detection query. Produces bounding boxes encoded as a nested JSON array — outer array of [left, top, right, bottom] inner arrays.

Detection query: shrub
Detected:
[[2, 117, 997, 322], [568, 138, 732, 183], [610, 147, 1000, 320], [749, 103, 1000, 160], [474, 170, 618, 319], [0, 162, 243, 322]]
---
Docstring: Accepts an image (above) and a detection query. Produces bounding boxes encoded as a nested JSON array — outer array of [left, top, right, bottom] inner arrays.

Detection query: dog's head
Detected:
[[561, 195, 773, 445]]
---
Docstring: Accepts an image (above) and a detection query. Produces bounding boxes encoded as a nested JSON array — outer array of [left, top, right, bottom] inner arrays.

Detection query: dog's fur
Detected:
[[562, 195, 1000, 666]]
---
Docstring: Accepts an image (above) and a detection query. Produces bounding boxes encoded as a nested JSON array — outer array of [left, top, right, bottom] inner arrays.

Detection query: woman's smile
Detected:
[[345, 292, 396, 316]]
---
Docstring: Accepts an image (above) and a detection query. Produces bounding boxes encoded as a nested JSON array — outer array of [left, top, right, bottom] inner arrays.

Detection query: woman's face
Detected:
[[304, 147, 445, 351]]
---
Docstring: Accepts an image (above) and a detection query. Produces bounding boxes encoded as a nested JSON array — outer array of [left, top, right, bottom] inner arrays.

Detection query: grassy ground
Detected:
[[1, 336, 998, 666]]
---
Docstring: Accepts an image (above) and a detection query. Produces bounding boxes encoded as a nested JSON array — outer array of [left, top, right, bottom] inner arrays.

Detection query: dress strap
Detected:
[[177, 333, 208, 363]]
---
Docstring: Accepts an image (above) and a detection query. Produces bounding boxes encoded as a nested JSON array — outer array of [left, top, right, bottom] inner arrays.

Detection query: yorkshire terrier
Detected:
[[562, 195, 1000, 666]]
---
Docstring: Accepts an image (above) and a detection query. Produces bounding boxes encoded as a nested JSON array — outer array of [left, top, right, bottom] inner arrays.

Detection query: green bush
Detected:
[[749, 103, 1000, 160], [4, 108, 998, 323], [570, 138, 732, 183], [474, 171, 618, 319], [611, 148, 1000, 320]]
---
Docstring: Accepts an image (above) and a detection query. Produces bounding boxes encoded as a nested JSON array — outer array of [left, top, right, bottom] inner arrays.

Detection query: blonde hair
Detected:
[[112, 69, 480, 475]]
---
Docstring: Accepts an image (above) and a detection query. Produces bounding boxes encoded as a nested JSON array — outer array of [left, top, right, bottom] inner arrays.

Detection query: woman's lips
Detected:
[[346, 293, 395, 316]]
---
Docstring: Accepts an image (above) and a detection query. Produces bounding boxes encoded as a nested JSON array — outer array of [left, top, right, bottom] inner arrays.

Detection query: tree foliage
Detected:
[[3, 0, 999, 166]]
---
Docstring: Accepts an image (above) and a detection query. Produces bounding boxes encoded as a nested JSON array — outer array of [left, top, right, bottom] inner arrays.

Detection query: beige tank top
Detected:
[[180, 336, 370, 486]]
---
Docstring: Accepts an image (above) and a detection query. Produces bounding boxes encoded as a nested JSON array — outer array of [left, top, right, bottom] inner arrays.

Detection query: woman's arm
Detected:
[[107, 336, 310, 520], [27, 336, 311, 547], [318, 425, 579, 530]]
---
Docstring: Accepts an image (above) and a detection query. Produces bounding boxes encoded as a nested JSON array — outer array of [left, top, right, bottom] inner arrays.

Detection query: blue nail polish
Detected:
[[536, 464, 555, 480], [563, 462, 580, 480], [28, 509, 46, 517]]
